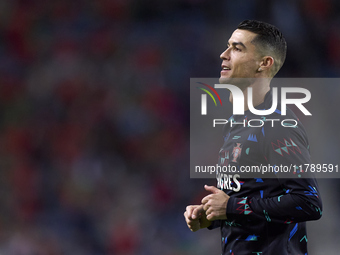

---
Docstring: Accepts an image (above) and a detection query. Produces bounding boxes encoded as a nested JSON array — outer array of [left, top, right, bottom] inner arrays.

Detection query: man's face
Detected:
[[219, 29, 262, 86]]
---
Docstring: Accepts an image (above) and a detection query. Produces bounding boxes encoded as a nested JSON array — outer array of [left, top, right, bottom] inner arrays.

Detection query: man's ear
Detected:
[[258, 56, 274, 72]]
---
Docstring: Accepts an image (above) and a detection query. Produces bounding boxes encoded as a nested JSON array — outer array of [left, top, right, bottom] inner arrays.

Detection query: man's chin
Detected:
[[219, 77, 233, 84], [219, 77, 244, 85], [219, 76, 254, 90]]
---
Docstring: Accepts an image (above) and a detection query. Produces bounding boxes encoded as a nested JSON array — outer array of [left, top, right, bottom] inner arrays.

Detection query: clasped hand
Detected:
[[201, 185, 230, 221], [184, 185, 230, 232]]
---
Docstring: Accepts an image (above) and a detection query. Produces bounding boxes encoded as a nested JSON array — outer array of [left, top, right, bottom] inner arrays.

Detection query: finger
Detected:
[[206, 211, 215, 221], [205, 207, 213, 216], [186, 217, 197, 226], [205, 207, 215, 221], [185, 212, 198, 225], [201, 194, 212, 204], [192, 204, 204, 219], [184, 210, 190, 221], [185, 206, 196, 219], [203, 203, 209, 211], [204, 185, 220, 194], [188, 220, 200, 232]]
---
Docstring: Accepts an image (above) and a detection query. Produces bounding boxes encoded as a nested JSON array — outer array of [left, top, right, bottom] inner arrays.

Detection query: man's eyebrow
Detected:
[[227, 41, 246, 48]]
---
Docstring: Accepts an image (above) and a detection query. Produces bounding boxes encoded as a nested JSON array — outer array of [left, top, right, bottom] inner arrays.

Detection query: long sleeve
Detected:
[[226, 178, 322, 224], [226, 120, 322, 224], [215, 91, 322, 254]]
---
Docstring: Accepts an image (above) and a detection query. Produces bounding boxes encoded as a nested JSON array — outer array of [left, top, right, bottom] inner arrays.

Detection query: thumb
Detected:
[[204, 185, 219, 194]]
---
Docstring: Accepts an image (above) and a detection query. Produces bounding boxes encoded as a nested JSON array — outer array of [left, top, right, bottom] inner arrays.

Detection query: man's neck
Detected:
[[228, 78, 272, 112], [242, 82, 271, 111]]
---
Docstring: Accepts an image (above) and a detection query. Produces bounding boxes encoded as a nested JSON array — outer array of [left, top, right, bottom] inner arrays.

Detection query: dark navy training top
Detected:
[[208, 90, 322, 255]]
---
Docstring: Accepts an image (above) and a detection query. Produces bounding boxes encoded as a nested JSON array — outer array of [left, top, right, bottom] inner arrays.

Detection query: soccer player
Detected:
[[184, 20, 322, 254]]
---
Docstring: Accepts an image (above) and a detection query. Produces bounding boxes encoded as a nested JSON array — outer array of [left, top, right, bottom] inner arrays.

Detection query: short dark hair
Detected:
[[237, 20, 287, 76]]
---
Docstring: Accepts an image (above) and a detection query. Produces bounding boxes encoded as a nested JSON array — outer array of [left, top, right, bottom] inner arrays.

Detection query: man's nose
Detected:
[[220, 48, 230, 60]]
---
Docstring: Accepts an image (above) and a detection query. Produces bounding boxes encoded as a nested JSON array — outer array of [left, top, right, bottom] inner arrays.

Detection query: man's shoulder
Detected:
[[260, 107, 309, 151]]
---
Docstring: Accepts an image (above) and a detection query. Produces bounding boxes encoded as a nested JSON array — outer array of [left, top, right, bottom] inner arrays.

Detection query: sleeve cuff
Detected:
[[207, 220, 221, 230]]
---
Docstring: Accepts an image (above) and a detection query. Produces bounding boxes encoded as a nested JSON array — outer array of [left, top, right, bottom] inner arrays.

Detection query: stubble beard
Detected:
[[219, 76, 253, 92]]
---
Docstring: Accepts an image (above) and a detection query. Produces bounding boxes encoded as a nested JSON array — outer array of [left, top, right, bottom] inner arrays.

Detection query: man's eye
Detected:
[[234, 47, 241, 51]]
